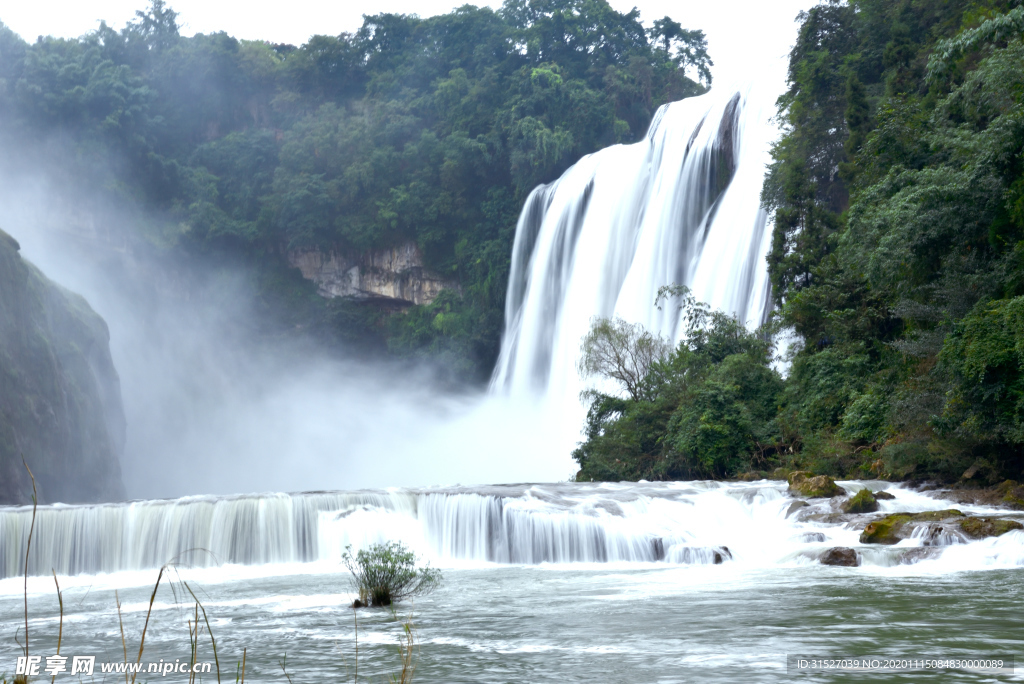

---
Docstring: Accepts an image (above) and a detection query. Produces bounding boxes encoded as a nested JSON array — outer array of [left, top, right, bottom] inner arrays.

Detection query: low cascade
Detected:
[[491, 83, 778, 398], [2, 482, 1023, 579]]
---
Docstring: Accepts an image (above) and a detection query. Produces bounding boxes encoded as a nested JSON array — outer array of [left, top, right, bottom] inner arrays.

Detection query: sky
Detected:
[[1, 0, 814, 87]]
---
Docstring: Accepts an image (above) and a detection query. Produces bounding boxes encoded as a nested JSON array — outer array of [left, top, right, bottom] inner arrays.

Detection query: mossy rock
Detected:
[[859, 510, 964, 544], [787, 470, 812, 485], [996, 480, 1024, 509], [772, 467, 791, 480], [959, 517, 1024, 539], [874, 490, 896, 500], [843, 489, 878, 514], [789, 473, 843, 498], [737, 471, 761, 482]]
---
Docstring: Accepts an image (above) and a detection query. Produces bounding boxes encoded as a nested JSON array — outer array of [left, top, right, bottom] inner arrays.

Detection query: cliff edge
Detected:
[[0, 229, 125, 504]]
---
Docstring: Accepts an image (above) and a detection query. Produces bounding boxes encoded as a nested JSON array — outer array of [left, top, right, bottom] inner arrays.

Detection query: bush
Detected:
[[342, 542, 442, 607]]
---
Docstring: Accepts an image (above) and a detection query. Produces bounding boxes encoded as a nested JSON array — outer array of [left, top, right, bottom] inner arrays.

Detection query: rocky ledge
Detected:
[[859, 510, 1023, 545], [287, 242, 459, 306]]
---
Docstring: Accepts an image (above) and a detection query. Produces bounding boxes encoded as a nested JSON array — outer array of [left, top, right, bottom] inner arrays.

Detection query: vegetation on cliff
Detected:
[[0, 0, 711, 382], [0, 229, 125, 504], [575, 0, 1024, 486]]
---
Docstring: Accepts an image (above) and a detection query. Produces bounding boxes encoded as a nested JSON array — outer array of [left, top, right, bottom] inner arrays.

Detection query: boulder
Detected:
[[820, 547, 860, 566], [843, 489, 879, 513], [959, 517, 1024, 539], [789, 472, 844, 498], [712, 546, 732, 564], [786, 500, 810, 518], [873, 490, 896, 500], [859, 510, 964, 544]]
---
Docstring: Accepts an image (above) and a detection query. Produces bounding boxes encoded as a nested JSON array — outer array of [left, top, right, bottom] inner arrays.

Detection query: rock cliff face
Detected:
[[287, 242, 458, 306], [0, 229, 125, 504]]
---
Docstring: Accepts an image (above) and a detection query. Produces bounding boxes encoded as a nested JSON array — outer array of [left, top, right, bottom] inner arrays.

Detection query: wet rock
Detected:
[[713, 546, 732, 564], [859, 510, 964, 544], [843, 489, 879, 514], [873, 490, 896, 500], [352, 599, 365, 608], [789, 472, 844, 498], [799, 532, 827, 543], [898, 547, 942, 565], [820, 547, 860, 566], [959, 517, 1024, 539], [937, 480, 1024, 510], [786, 500, 810, 518]]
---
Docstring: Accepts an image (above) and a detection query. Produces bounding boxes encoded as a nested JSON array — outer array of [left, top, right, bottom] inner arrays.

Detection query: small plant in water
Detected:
[[342, 542, 441, 607]]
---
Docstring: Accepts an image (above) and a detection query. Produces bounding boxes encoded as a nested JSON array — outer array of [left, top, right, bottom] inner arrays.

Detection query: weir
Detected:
[[492, 84, 777, 398], [3, 482, 1023, 579]]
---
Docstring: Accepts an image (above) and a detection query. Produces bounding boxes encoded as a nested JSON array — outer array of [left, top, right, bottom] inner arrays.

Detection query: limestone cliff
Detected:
[[287, 242, 458, 306], [0, 229, 125, 504]]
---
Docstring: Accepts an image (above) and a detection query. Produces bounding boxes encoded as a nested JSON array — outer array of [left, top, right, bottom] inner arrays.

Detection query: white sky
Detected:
[[1, 0, 813, 87]]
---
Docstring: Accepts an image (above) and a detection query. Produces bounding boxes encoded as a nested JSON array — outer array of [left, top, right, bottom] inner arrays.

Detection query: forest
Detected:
[[0, 0, 709, 382], [574, 0, 1024, 486]]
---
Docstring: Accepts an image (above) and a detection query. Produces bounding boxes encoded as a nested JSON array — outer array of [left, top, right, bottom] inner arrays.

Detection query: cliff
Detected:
[[287, 242, 459, 307], [0, 229, 125, 504]]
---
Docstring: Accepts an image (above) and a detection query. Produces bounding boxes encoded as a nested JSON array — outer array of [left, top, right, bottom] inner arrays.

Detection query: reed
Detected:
[[49, 572, 62, 684]]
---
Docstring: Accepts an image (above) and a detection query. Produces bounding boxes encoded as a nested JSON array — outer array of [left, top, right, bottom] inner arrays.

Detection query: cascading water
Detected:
[[3, 482, 1023, 579], [491, 83, 777, 398]]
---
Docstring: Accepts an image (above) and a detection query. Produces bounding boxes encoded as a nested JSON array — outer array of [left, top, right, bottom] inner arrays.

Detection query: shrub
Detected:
[[342, 542, 442, 607]]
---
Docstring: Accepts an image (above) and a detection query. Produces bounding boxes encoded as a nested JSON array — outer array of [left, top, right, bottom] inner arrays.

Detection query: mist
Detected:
[[0, 149, 578, 501]]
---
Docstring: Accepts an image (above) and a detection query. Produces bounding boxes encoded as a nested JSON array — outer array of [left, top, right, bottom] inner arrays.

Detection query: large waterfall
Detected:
[[491, 84, 776, 397]]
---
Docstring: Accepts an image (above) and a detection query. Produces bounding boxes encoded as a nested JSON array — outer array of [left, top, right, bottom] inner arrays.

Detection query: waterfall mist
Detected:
[[0, 156, 572, 500]]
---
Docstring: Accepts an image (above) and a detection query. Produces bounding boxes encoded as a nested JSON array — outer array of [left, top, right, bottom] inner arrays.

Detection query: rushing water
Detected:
[[491, 83, 777, 399], [1, 480, 1023, 681]]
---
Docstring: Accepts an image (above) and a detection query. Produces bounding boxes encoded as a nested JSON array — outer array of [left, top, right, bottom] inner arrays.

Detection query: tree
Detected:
[[343, 542, 442, 607], [578, 317, 669, 401]]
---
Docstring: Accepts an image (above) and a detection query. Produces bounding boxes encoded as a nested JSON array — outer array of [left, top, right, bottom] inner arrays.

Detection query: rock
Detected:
[[859, 510, 964, 544], [786, 500, 810, 518], [0, 229, 126, 504], [287, 242, 460, 306], [772, 467, 790, 480], [958, 517, 1024, 539], [737, 471, 761, 481], [712, 547, 732, 564], [898, 547, 941, 565], [934, 480, 1024, 510], [352, 599, 365, 608], [789, 473, 844, 498], [843, 489, 879, 513], [787, 471, 812, 485], [799, 532, 827, 543], [873, 490, 896, 500], [820, 547, 860, 566]]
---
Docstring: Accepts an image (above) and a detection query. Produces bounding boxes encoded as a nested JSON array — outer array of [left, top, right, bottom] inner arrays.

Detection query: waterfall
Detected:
[[491, 83, 777, 397], [4, 482, 1023, 579]]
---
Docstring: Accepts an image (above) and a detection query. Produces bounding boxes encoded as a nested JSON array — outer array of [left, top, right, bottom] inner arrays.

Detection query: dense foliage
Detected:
[[0, 0, 710, 381], [573, 290, 784, 481], [577, 0, 1024, 485], [761, 0, 1024, 483]]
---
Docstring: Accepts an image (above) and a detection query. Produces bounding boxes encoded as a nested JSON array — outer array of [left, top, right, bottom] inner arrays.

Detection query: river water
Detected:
[[1, 480, 1022, 682]]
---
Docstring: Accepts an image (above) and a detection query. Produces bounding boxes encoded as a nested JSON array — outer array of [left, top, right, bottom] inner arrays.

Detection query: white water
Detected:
[[3, 481, 1023, 581], [492, 83, 777, 399]]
